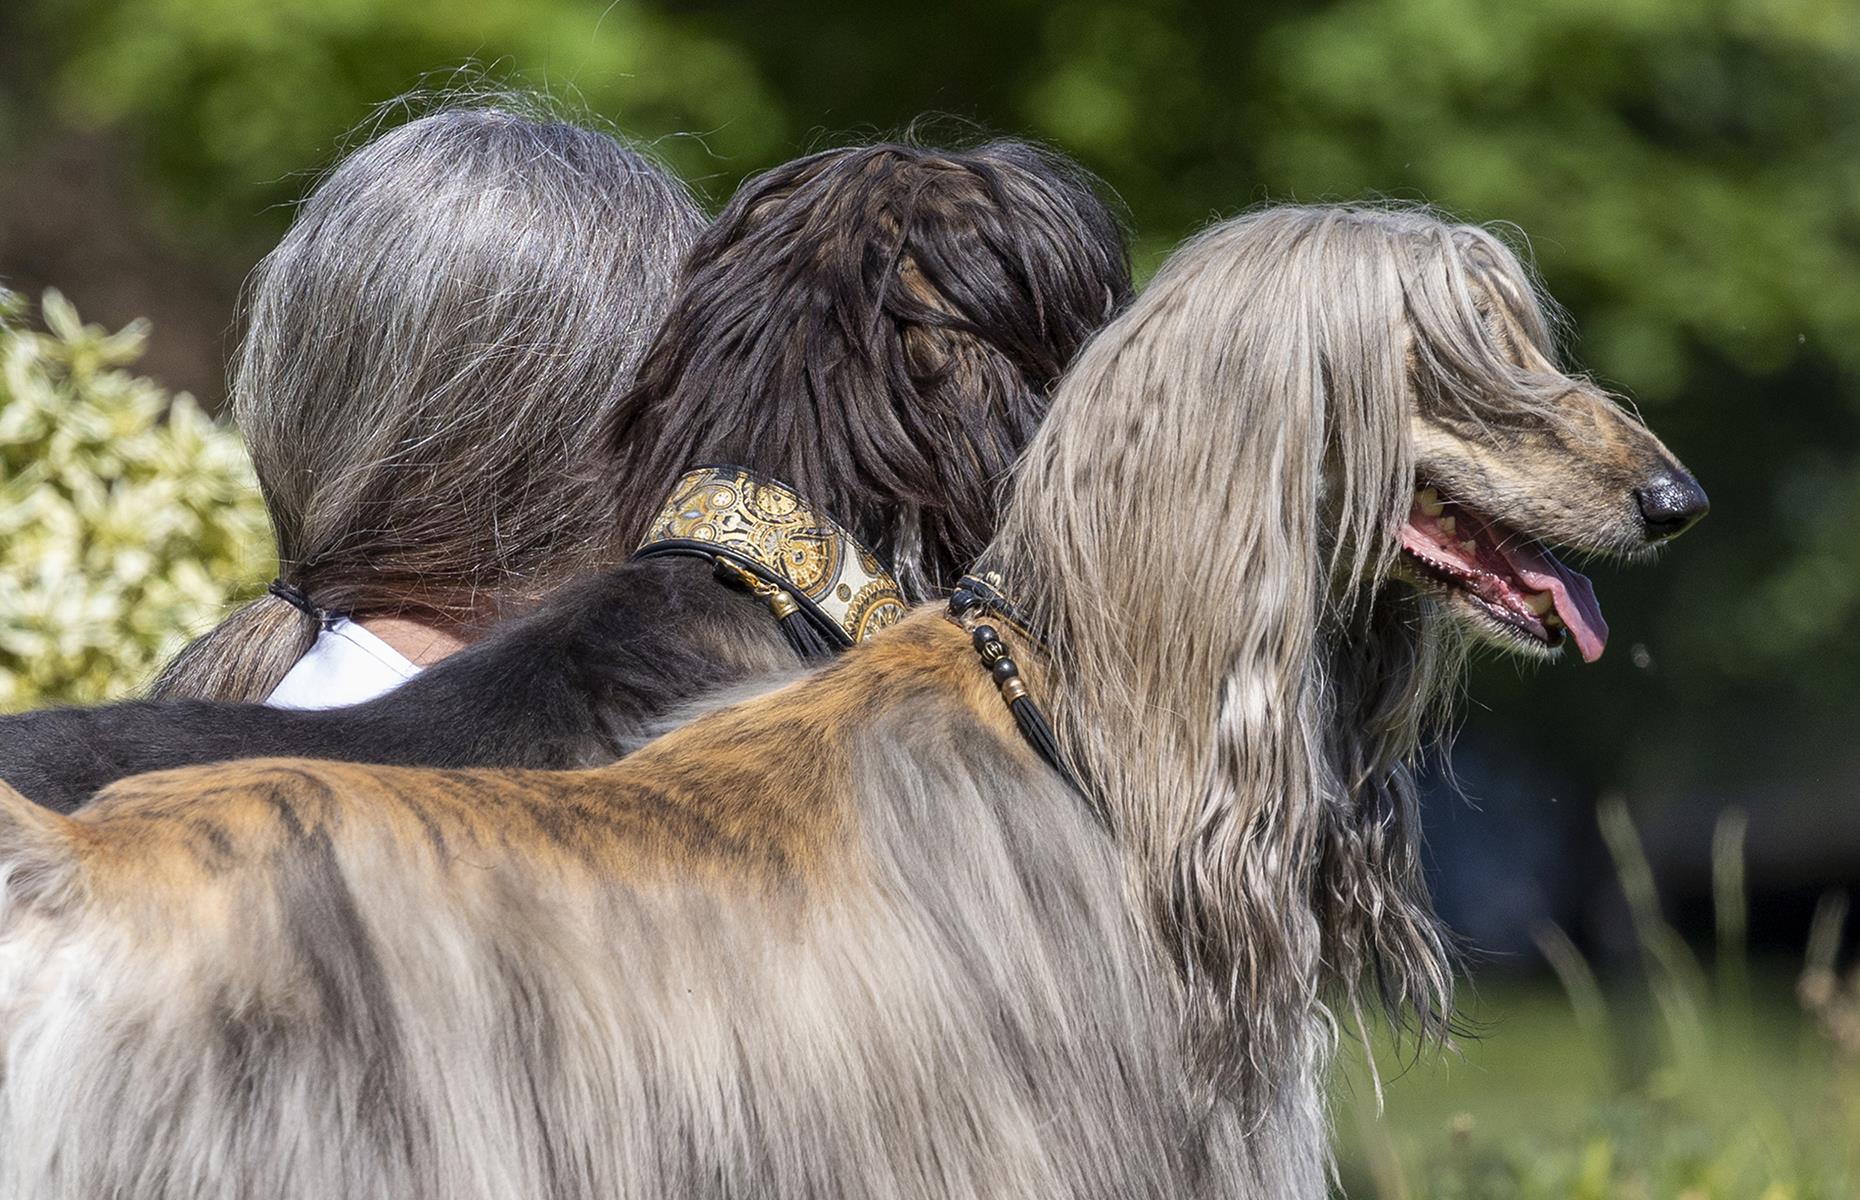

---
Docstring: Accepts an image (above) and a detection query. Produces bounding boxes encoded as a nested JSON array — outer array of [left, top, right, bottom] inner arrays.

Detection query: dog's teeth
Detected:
[[1524, 591, 1554, 616], [1543, 612, 1564, 628], [1437, 515, 1456, 535], [1417, 487, 1444, 517], [1459, 539, 1478, 554]]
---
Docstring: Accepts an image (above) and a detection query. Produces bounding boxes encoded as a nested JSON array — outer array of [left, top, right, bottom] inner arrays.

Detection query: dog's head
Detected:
[[604, 140, 1131, 599], [992, 205, 1707, 686], [1390, 226, 1705, 662], [982, 204, 1709, 1081]]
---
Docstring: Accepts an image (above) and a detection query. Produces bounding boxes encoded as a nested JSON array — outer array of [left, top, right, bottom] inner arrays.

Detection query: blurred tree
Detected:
[[0, 1, 790, 398], [19, 0, 788, 218]]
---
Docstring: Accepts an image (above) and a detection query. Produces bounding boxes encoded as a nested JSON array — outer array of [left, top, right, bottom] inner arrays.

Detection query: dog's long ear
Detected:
[[1311, 596, 1459, 1043], [0, 785, 82, 919], [983, 236, 1345, 1099], [988, 211, 1451, 1099]]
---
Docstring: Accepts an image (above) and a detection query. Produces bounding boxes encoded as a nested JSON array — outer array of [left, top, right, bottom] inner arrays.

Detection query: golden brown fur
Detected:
[[64, 615, 1003, 900]]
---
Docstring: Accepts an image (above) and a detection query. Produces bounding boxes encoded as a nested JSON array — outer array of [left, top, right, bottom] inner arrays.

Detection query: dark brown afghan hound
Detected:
[[0, 140, 1129, 810], [0, 206, 1704, 1198]]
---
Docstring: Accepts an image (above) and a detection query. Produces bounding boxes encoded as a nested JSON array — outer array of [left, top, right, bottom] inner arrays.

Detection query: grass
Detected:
[[1335, 801, 1860, 1199]]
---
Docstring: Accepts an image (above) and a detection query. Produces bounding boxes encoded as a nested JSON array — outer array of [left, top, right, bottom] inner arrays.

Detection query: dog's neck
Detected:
[[968, 537, 1456, 1112]]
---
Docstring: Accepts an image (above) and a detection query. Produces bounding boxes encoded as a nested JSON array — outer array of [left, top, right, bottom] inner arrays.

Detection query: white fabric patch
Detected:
[[265, 617, 421, 710]]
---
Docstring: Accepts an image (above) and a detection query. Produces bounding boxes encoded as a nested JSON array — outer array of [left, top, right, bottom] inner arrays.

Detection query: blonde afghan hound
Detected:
[[0, 205, 1704, 1199]]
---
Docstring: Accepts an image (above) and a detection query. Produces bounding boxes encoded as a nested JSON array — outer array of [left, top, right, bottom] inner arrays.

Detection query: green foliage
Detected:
[[1260, 0, 1860, 383], [12, 0, 789, 229], [0, 290, 271, 709], [1340, 804, 1860, 1198]]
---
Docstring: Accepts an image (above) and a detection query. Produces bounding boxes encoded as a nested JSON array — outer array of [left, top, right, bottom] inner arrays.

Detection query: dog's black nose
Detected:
[[1635, 469, 1709, 539]]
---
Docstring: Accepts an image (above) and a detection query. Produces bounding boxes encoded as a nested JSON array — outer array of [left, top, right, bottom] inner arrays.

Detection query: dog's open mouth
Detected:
[[1399, 487, 1609, 662]]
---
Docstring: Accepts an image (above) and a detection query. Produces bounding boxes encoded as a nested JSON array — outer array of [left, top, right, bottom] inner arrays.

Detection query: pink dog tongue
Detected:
[[1496, 540, 1609, 662]]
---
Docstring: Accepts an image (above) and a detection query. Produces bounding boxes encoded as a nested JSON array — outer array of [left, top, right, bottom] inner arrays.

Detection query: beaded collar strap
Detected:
[[634, 465, 906, 658], [948, 573, 1100, 825]]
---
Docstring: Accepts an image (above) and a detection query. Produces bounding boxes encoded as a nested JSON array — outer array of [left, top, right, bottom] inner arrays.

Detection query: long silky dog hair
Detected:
[[0, 205, 1703, 1198], [0, 140, 1131, 810]]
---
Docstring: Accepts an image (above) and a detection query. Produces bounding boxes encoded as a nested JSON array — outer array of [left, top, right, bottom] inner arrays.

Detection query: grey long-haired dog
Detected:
[[0, 205, 1704, 1198]]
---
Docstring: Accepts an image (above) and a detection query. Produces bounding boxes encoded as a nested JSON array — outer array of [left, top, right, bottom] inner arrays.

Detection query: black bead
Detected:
[[971, 624, 999, 651], [990, 657, 1019, 683]]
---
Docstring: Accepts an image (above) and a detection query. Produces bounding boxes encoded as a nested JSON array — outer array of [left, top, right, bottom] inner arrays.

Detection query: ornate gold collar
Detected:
[[633, 465, 906, 651]]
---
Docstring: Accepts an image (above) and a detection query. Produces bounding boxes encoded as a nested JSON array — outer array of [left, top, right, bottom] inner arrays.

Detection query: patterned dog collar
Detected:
[[633, 465, 906, 648]]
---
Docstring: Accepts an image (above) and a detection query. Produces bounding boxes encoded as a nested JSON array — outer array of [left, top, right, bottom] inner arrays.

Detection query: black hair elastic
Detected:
[[267, 578, 322, 621]]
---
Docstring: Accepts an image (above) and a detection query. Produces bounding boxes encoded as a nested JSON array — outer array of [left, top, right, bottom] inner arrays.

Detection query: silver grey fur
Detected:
[[0, 205, 1671, 1199], [151, 92, 704, 701]]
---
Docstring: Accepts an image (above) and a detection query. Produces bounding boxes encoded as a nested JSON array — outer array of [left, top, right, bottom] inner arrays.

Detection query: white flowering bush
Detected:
[[0, 289, 272, 709]]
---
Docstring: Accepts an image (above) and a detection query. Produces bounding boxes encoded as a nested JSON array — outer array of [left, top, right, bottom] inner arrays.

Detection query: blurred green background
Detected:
[[2, 0, 1858, 1192]]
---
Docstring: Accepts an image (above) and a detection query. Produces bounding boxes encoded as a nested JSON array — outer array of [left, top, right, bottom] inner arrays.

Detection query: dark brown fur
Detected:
[[601, 141, 1131, 596]]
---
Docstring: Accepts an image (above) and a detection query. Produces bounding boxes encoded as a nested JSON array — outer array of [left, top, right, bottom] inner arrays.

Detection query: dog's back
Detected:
[[0, 616, 1276, 1199]]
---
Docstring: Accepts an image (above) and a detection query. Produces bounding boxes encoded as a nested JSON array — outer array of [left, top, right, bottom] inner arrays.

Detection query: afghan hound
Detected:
[[0, 205, 1704, 1198], [0, 140, 1130, 811]]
